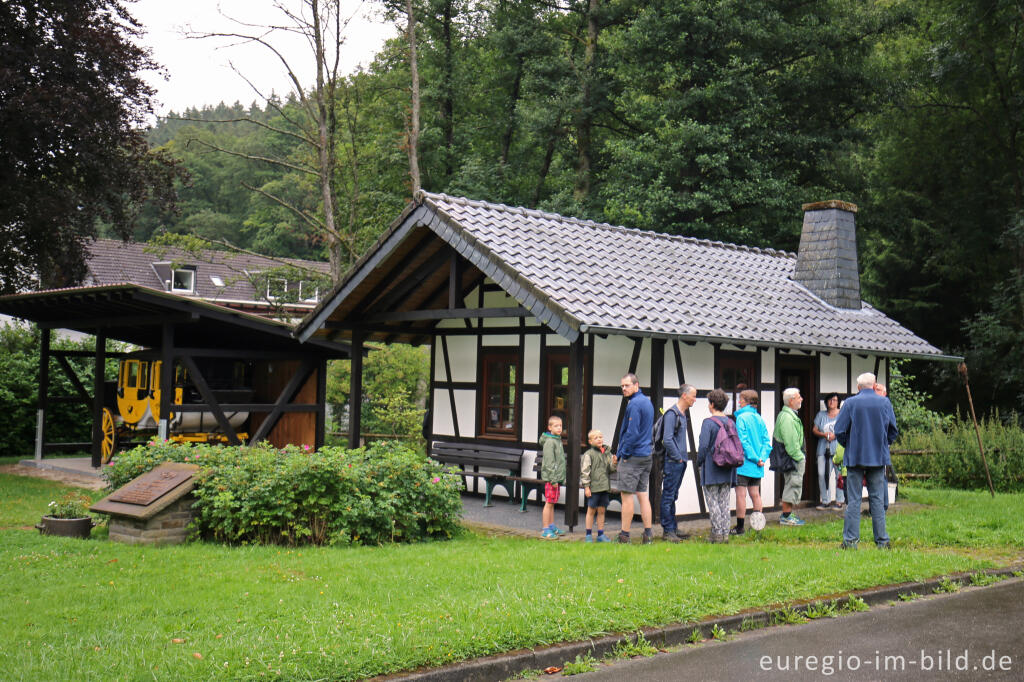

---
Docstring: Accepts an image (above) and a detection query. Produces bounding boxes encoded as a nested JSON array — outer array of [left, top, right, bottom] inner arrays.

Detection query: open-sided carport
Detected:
[[0, 284, 350, 466]]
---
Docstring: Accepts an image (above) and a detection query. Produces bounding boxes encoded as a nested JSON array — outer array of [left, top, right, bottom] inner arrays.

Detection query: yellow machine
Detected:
[[101, 354, 253, 463]]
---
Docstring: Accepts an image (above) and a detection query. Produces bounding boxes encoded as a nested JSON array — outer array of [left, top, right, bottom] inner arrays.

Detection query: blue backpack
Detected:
[[710, 417, 744, 467]]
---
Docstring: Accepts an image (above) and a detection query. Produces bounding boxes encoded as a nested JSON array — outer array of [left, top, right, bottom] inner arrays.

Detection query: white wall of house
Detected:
[[429, 279, 890, 516]]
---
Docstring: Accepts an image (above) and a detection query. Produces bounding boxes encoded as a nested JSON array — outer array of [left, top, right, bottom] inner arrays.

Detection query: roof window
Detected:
[[171, 268, 196, 294]]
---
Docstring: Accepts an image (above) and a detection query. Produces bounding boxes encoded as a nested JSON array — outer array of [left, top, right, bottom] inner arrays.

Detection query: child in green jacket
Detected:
[[540, 415, 567, 539], [581, 429, 616, 542]]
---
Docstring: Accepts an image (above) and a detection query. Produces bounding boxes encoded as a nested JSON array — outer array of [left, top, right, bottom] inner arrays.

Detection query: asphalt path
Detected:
[[580, 578, 1024, 681]]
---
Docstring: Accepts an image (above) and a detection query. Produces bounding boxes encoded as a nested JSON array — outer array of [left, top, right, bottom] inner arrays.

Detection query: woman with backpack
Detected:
[[697, 388, 741, 543]]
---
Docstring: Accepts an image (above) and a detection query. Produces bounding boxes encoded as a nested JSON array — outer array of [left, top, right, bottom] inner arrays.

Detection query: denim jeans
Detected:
[[843, 466, 889, 546], [817, 452, 845, 505], [660, 458, 687, 533]]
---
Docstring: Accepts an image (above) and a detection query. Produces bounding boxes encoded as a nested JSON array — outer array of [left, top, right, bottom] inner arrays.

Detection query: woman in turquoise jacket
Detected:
[[732, 389, 771, 534]]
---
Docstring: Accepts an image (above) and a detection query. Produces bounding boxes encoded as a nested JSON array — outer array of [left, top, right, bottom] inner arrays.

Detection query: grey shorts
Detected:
[[616, 456, 652, 493], [736, 475, 761, 488], [781, 457, 806, 504]]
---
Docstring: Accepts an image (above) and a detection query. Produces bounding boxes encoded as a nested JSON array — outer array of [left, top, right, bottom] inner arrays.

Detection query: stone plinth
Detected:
[[108, 496, 196, 545], [91, 462, 200, 546]]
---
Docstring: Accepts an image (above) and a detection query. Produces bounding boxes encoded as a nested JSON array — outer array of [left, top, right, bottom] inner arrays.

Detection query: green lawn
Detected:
[[0, 474, 1019, 681]]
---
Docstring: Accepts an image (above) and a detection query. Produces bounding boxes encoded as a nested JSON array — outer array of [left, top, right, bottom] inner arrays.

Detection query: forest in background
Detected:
[[124, 0, 1023, 419]]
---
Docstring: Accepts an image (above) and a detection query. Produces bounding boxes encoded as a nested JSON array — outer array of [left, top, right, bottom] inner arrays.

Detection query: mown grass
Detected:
[[0, 473, 104, 530], [0, 475, 1016, 680]]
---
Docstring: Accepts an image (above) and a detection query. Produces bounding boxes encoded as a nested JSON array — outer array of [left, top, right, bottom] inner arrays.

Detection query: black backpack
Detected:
[[651, 405, 684, 459]]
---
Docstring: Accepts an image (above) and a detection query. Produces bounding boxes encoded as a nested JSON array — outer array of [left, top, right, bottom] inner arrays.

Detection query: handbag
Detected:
[[769, 438, 797, 472]]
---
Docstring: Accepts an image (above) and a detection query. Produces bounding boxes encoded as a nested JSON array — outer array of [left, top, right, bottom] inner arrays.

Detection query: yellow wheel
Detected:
[[100, 408, 117, 464]]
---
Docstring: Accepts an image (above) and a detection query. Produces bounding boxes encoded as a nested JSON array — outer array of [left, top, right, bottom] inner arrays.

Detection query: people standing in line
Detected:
[[581, 429, 615, 543], [697, 389, 739, 543], [813, 392, 844, 511], [615, 373, 655, 544], [835, 372, 899, 550], [775, 387, 807, 526], [660, 384, 697, 543], [539, 415, 567, 539], [732, 389, 770, 535]]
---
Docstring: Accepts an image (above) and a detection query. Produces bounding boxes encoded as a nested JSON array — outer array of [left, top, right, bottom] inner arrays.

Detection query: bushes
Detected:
[[104, 440, 463, 545], [895, 417, 1024, 492]]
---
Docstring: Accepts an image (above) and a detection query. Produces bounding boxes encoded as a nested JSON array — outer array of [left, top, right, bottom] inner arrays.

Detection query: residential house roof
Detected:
[[85, 239, 331, 316], [298, 192, 952, 360]]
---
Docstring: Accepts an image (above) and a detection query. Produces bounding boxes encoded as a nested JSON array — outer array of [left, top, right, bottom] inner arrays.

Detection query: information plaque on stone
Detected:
[[108, 465, 194, 506]]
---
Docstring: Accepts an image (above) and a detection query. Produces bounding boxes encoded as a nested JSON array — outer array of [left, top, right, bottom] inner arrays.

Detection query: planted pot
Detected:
[[36, 516, 93, 539]]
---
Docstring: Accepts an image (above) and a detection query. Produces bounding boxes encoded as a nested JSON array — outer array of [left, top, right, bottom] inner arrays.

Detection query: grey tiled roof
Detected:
[[85, 239, 330, 310], [417, 193, 945, 358]]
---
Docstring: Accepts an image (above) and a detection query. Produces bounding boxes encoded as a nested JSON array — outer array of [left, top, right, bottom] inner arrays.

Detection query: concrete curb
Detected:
[[382, 567, 1022, 681]]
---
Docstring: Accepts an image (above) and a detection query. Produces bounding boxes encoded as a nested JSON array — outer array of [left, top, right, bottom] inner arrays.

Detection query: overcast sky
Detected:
[[130, 0, 397, 117]]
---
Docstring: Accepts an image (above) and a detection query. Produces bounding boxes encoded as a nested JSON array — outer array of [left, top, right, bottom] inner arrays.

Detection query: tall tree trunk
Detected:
[[534, 111, 563, 206], [573, 0, 599, 204], [405, 0, 422, 194], [441, 0, 454, 180], [312, 0, 342, 281], [500, 56, 524, 167]]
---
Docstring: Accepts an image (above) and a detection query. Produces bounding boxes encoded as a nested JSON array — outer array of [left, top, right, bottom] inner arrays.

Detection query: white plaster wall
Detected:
[[819, 352, 847, 394], [545, 333, 569, 348], [681, 343, 714, 389], [850, 355, 875, 393], [521, 391, 539, 442], [591, 395, 622, 437], [593, 335, 634, 386], [453, 389, 477, 438], [481, 335, 521, 346], [761, 349, 775, 384], [524, 336, 541, 383], [438, 336, 477, 382], [431, 388, 455, 436]]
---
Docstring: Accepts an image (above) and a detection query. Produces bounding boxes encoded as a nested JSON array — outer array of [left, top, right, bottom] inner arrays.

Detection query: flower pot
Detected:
[[36, 516, 93, 539]]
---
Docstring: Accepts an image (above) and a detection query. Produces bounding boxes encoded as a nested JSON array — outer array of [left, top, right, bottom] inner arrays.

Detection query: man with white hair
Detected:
[[774, 387, 806, 526], [835, 372, 899, 549]]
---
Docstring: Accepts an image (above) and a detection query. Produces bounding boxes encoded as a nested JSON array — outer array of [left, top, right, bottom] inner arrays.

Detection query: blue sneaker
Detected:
[[541, 529, 556, 539], [551, 526, 566, 536], [779, 515, 806, 526], [595, 534, 611, 543], [584, 534, 594, 543]]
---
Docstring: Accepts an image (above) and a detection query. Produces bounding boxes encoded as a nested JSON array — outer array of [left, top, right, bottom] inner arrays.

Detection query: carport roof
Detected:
[[0, 284, 349, 356]]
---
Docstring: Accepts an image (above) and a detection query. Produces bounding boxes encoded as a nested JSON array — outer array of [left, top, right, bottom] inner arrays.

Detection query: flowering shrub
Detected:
[[104, 440, 463, 545], [47, 490, 93, 519]]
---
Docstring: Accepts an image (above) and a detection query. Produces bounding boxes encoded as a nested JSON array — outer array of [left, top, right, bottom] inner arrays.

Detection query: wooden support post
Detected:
[[90, 331, 107, 468], [348, 330, 364, 448], [564, 335, 585, 530], [159, 324, 173, 441], [649, 338, 666, 523], [35, 327, 51, 462], [315, 358, 327, 450]]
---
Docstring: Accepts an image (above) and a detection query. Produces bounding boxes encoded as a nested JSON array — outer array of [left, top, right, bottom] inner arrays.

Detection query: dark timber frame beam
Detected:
[[348, 329, 364, 447], [180, 355, 242, 445], [90, 332, 107, 467]]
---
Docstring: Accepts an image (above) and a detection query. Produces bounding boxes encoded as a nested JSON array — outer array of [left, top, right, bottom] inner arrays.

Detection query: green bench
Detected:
[[511, 452, 623, 513], [429, 441, 523, 507]]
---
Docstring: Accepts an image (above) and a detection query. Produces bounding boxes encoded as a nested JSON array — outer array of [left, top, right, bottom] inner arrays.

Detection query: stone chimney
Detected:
[[793, 200, 861, 309]]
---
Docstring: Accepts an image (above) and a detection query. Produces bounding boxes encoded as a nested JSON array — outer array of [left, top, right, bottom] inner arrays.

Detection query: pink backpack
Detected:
[[710, 417, 744, 467]]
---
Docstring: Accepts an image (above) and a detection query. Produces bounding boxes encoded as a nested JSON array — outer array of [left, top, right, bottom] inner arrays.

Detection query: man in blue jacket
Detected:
[[616, 373, 655, 544], [834, 372, 899, 549], [660, 384, 696, 542]]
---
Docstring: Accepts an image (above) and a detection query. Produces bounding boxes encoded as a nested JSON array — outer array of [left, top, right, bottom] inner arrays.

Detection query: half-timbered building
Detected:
[[297, 192, 955, 527]]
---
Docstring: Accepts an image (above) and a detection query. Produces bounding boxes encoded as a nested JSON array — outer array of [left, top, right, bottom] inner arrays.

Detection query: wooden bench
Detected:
[[429, 441, 523, 507], [511, 452, 622, 512]]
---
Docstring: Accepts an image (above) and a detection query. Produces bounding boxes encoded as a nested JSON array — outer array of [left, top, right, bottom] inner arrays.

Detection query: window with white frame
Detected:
[[171, 268, 196, 293], [298, 280, 319, 303], [266, 278, 288, 300]]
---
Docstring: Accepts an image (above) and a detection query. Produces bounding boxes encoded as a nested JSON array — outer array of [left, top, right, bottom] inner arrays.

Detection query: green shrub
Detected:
[[895, 416, 1024, 492], [104, 440, 463, 546]]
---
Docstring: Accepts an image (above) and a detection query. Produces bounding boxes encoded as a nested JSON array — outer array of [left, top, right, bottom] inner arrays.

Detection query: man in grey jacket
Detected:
[[660, 384, 696, 542]]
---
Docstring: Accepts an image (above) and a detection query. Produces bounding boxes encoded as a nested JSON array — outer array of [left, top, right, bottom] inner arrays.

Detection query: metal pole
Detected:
[[959, 363, 995, 497]]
